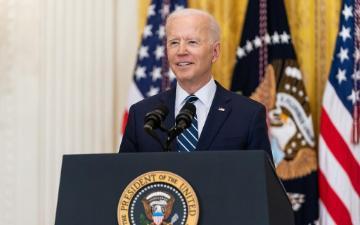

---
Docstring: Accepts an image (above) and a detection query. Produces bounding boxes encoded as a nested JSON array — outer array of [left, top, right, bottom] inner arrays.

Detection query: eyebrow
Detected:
[[167, 37, 201, 42], [167, 38, 179, 42]]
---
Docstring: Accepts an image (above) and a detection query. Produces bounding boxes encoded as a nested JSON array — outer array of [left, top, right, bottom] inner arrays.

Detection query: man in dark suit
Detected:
[[120, 8, 272, 161]]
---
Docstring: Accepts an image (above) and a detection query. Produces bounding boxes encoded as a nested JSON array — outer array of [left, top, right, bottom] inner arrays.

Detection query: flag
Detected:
[[319, 0, 360, 224], [121, 0, 187, 134], [230, 0, 318, 224]]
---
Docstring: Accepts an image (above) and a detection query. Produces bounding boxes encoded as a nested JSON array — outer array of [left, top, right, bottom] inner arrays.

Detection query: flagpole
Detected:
[[259, 0, 268, 82], [352, 0, 360, 144], [161, 0, 171, 92]]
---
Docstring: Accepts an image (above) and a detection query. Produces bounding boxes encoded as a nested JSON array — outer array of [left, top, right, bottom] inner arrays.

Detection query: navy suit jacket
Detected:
[[120, 82, 272, 161]]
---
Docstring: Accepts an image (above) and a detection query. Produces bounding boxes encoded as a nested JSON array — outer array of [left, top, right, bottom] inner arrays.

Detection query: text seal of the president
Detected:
[[117, 171, 199, 225]]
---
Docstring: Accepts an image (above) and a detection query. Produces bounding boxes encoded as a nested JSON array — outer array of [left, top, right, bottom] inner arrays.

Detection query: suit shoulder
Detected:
[[225, 90, 265, 111], [215, 82, 265, 111], [129, 88, 173, 110]]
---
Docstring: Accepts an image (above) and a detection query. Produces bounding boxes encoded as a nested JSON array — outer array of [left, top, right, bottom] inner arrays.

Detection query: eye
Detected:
[[168, 40, 179, 47], [188, 40, 198, 45]]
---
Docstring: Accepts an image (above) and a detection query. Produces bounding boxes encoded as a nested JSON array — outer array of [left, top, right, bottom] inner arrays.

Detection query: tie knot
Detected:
[[185, 95, 198, 103]]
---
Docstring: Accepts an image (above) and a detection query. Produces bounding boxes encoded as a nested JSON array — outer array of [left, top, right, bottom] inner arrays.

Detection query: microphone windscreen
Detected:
[[155, 104, 169, 117], [175, 102, 196, 126], [181, 102, 196, 116], [144, 104, 169, 132]]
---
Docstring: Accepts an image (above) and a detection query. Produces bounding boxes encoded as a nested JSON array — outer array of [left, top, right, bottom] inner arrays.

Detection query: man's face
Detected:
[[166, 15, 220, 90]]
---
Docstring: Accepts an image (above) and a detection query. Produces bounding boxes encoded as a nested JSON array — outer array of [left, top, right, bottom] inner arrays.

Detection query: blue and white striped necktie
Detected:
[[177, 95, 198, 152]]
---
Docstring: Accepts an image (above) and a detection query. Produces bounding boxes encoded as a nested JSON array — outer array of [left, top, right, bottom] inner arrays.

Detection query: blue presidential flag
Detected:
[[231, 0, 319, 224]]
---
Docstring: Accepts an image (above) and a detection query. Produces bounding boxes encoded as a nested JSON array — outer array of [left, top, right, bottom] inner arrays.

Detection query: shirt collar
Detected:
[[175, 78, 216, 108]]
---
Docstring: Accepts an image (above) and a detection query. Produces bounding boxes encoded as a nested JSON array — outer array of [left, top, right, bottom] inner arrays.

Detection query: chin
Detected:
[[174, 73, 195, 83]]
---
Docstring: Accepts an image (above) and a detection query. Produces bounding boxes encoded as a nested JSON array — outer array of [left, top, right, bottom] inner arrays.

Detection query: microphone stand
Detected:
[[164, 125, 185, 151], [144, 124, 170, 151], [145, 124, 181, 152]]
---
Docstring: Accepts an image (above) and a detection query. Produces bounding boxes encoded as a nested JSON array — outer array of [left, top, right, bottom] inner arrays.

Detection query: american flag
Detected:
[[319, 0, 360, 224], [121, 0, 187, 134]]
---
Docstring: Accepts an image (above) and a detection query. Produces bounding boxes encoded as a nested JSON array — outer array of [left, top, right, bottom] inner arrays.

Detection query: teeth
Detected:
[[177, 62, 191, 66]]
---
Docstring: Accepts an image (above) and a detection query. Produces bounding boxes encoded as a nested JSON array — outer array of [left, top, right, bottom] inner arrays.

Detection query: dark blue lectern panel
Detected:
[[55, 151, 294, 225]]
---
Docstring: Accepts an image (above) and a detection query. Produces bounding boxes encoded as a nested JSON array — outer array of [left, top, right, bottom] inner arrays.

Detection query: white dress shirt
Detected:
[[175, 78, 217, 137]]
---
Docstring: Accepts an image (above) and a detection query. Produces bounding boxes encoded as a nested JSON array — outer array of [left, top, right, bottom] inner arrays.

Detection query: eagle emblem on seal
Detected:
[[142, 191, 175, 225]]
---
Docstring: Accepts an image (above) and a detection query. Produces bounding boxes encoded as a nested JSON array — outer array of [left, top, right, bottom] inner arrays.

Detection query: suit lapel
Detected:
[[197, 83, 232, 150]]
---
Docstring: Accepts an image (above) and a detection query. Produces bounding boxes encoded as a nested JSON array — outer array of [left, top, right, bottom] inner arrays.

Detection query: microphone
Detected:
[[144, 105, 169, 133], [175, 102, 196, 132], [165, 102, 196, 150], [166, 102, 196, 144], [162, 102, 196, 151]]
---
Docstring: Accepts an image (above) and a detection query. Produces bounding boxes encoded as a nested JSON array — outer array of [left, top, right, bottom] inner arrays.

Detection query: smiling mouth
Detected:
[[176, 62, 193, 67]]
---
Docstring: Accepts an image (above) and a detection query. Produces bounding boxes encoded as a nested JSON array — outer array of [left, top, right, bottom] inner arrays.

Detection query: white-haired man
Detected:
[[120, 9, 272, 162]]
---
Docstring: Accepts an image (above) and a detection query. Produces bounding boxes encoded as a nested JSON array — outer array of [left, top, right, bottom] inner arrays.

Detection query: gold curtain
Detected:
[[138, 0, 341, 135], [283, 0, 341, 135]]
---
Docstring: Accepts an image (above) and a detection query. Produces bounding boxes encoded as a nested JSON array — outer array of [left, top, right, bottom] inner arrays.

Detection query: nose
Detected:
[[177, 42, 187, 55]]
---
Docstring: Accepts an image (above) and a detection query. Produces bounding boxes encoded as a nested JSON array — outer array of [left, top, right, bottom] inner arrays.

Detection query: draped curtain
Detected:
[[139, 0, 341, 135], [0, 1, 137, 224]]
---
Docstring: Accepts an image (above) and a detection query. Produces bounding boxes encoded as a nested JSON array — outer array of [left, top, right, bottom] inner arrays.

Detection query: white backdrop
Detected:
[[0, 0, 137, 224]]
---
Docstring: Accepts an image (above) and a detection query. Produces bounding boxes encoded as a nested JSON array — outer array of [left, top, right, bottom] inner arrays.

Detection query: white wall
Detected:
[[0, 0, 137, 224]]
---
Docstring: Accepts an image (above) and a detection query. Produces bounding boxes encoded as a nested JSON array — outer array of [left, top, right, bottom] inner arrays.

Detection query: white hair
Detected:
[[165, 8, 221, 42]]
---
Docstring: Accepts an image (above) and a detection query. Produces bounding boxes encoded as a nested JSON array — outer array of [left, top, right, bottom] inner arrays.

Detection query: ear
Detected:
[[211, 41, 221, 63]]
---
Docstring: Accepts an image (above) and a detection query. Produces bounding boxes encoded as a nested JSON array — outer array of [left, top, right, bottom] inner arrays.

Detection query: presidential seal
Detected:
[[117, 171, 199, 225]]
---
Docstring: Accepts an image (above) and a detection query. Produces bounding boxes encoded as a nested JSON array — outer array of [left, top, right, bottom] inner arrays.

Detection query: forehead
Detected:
[[166, 15, 210, 38]]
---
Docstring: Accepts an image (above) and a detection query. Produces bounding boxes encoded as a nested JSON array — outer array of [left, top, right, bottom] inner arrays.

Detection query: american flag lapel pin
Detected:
[[218, 107, 225, 112]]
